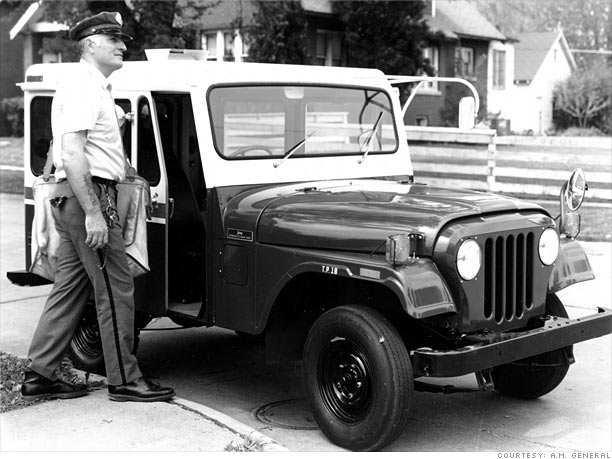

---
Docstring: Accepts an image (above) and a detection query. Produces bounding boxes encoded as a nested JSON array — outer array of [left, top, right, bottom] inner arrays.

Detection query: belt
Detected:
[[92, 176, 118, 188]]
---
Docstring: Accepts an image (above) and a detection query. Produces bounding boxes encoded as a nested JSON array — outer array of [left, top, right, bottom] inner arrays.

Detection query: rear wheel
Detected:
[[492, 293, 573, 399], [303, 305, 412, 451], [68, 299, 150, 376], [68, 299, 105, 375]]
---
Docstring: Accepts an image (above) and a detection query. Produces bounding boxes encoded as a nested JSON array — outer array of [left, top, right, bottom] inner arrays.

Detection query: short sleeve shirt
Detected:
[[52, 60, 126, 181]]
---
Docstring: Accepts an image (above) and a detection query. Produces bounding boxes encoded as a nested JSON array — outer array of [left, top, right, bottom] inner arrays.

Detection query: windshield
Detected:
[[208, 85, 398, 160]]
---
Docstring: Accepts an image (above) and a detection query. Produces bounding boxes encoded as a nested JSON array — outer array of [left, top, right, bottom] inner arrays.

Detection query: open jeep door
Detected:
[[126, 94, 169, 316]]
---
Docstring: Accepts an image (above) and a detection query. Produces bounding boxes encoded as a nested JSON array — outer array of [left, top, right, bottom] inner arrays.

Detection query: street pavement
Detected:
[[1, 192, 611, 453]]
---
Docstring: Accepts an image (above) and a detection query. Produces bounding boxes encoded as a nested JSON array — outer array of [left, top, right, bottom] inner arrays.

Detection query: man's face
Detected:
[[91, 34, 127, 73]]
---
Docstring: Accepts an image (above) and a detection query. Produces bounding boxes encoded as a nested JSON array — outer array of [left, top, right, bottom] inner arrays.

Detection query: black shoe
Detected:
[[108, 377, 175, 402], [21, 369, 88, 401]]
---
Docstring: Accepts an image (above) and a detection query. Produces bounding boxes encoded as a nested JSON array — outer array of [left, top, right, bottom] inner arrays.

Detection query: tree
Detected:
[[332, 1, 437, 76], [245, 1, 308, 64], [554, 61, 612, 132]]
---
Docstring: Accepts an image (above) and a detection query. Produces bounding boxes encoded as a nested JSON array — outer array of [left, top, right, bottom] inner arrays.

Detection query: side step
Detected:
[[6, 270, 52, 286], [167, 301, 205, 327]]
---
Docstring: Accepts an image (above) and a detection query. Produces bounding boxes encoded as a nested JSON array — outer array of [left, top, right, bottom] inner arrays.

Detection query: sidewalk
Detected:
[[1, 387, 286, 452]]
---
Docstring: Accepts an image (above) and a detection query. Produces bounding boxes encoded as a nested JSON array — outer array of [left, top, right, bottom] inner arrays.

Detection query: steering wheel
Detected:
[[230, 145, 275, 157]]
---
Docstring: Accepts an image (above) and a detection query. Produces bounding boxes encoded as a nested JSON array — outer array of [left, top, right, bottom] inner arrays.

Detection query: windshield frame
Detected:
[[206, 83, 400, 162]]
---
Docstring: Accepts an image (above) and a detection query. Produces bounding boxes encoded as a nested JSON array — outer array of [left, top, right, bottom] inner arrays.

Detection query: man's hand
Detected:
[[125, 163, 137, 181], [85, 211, 108, 249], [61, 131, 110, 250]]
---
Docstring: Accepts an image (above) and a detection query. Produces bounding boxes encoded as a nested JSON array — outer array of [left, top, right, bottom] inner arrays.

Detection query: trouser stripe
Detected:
[[97, 248, 127, 385]]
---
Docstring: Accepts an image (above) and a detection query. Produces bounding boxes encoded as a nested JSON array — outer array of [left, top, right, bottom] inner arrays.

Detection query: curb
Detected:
[[79, 368, 288, 452], [171, 397, 289, 452]]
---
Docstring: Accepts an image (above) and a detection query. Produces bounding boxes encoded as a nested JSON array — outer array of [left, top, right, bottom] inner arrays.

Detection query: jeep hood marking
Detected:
[[224, 180, 544, 254]]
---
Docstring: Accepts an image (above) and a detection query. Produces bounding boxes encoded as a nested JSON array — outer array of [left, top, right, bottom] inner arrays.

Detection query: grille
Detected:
[[484, 232, 535, 323]]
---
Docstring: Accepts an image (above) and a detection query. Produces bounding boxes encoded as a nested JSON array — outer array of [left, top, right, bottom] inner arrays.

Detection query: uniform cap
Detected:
[[69, 11, 133, 42]]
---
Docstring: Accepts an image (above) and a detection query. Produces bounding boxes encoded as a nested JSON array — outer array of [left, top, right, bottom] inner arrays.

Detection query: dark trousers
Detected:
[[27, 185, 142, 386]]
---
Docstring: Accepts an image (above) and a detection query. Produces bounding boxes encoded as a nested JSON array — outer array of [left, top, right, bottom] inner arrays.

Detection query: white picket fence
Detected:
[[406, 127, 612, 202]]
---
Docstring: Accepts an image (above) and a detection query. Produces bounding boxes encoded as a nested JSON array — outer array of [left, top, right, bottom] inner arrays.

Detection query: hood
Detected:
[[222, 180, 545, 254]]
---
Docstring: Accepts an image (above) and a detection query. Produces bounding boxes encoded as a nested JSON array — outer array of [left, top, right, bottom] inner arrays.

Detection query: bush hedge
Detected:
[[0, 97, 24, 137]]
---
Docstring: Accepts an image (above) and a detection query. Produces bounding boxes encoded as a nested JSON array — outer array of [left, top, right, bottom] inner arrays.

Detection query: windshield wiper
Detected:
[[273, 131, 316, 168], [358, 111, 383, 164]]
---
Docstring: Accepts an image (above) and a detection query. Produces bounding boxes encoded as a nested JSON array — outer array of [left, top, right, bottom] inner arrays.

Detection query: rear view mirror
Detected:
[[564, 168, 587, 211], [458, 97, 475, 130], [559, 168, 588, 239]]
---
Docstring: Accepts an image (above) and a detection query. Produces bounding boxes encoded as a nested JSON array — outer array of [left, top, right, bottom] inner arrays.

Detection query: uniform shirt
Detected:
[[52, 60, 126, 182]]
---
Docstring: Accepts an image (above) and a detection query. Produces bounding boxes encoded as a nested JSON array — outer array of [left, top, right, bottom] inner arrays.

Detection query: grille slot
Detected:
[[484, 232, 534, 323]]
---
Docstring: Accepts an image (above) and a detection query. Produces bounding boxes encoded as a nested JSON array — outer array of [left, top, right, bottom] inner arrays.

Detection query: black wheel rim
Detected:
[[317, 338, 372, 424], [72, 308, 103, 360]]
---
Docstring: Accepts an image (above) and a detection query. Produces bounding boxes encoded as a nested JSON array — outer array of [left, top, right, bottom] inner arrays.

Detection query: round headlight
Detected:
[[538, 228, 559, 265], [456, 239, 482, 281]]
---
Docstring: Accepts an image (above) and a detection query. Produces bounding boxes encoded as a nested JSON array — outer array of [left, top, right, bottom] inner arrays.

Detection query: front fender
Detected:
[[548, 239, 595, 293], [254, 245, 456, 332]]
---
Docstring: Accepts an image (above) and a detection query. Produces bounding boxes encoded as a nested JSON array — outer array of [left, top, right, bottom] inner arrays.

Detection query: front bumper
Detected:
[[413, 307, 612, 377]]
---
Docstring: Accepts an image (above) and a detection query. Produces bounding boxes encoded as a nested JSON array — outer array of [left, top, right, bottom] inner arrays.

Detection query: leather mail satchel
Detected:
[[29, 174, 151, 280]]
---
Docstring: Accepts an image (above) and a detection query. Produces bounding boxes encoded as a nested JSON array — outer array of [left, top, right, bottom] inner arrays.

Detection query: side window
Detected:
[[30, 96, 53, 176], [115, 98, 132, 163], [152, 93, 206, 210], [136, 98, 161, 185]]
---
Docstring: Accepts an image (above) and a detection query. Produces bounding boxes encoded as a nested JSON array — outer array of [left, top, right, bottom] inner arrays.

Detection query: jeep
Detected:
[[8, 49, 612, 451]]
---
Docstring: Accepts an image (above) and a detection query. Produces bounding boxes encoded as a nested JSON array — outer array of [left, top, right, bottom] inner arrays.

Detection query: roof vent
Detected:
[[145, 49, 209, 61]]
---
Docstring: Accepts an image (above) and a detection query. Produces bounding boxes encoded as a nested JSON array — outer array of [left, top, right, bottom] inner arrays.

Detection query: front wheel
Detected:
[[303, 305, 413, 451], [492, 294, 573, 399]]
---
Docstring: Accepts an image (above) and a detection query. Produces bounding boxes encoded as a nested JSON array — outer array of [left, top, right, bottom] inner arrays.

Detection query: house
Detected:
[[2, 0, 68, 91], [409, 0, 513, 128], [0, 1, 25, 99], [509, 30, 576, 134], [175, 0, 345, 66], [4, 0, 512, 131], [177, 0, 513, 129]]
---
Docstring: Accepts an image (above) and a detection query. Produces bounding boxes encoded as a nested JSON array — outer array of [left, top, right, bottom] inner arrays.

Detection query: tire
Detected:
[[492, 293, 572, 399], [68, 299, 106, 375], [68, 300, 150, 376], [303, 305, 413, 451]]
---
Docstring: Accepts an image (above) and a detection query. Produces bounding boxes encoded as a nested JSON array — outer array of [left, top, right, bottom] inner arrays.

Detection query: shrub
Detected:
[[553, 62, 612, 135], [0, 97, 24, 137], [557, 127, 605, 137]]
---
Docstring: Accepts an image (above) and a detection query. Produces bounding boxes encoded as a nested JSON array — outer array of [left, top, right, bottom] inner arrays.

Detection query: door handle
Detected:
[[168, 197, 174, 218], [151, 192, 159, 210]]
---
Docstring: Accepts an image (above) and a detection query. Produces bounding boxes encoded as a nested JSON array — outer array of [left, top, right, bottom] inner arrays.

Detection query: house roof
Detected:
[[514, 31, 576, 83], [426, 0, 506, 42], [9, 1, 68, 40]]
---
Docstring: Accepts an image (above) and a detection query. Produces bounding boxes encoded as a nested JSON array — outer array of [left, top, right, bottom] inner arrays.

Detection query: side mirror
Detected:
[[458, 97, 475, 130], [564, 168, 587, 211]]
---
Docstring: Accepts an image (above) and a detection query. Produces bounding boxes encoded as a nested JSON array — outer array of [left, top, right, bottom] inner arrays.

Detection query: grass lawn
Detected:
[[0, 137, 24, 195], [1, 137, 610, 241]]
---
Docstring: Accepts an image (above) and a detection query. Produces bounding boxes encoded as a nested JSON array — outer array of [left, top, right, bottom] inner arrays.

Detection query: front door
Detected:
[[127, 94, 169, 316]]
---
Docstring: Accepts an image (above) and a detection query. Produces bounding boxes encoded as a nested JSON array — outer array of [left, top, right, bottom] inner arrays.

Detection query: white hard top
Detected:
[[23, 59, 390, 93], [22, 56, 412, 188]]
